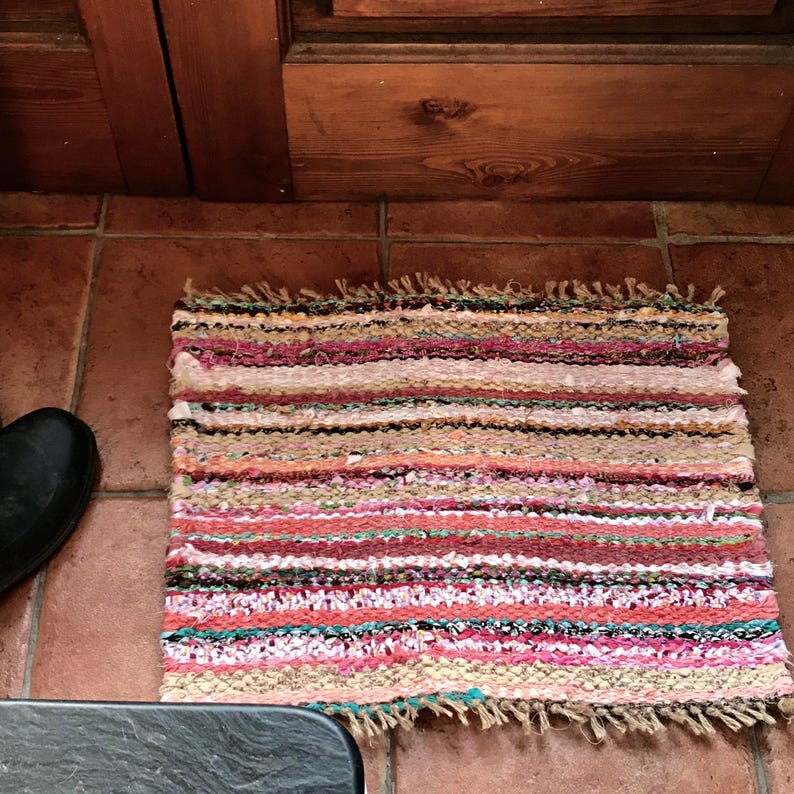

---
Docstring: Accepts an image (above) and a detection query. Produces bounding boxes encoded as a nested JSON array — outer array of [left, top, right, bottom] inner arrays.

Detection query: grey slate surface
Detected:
[[0, 700, 364, 794]]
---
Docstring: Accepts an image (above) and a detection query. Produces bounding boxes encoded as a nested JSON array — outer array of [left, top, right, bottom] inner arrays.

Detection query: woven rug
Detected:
[[161, 275, 794, 739]]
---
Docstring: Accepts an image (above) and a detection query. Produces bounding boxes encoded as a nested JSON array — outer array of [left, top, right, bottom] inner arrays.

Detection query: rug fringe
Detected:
[[182, 274, 725, 311], [334, 696, 789, 742]]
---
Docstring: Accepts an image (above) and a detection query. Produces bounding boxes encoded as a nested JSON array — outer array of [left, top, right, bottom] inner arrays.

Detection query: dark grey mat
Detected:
[[0, 700, 364, 794]]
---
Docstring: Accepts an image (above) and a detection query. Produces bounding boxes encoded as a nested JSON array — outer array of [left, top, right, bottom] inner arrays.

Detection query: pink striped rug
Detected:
[[160, 276, 794, 739]]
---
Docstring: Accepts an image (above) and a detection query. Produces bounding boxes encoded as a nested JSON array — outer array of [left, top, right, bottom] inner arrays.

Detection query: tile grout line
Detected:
[[20, 194, 108, 699], [653, 202, 675, 283], [749, 726, 770, 794], [761, 491, 794, 504], [383, 728, 395, 794], [19, 571, 48, 698], [91, 489, 168, 499], [379, 201, 391, 282], [668, 233, 794, 245], [69, 194, 108, 415], [5, 226, 794, 246], [0, 228, 97, 237]]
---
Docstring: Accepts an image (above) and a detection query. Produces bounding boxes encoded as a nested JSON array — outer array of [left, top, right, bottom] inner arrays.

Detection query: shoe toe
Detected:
[[0, 408, 97, 592]]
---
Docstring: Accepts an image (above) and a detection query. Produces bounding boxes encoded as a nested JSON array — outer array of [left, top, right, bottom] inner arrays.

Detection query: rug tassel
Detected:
[[184, 273, 724, 310], [596, 706, 628, 735], [588, 714, 608, 743], [666, 283, 684, 301], [706, 706, 743, 731], [708, 285, 727, 305], [441, 696, 471, 726], [636, 282, 662, 300], [418, 697, 454, 719], [689, 705, 717, 735], [571, 279, 595, 301], [778, 697, 794, 721], [659, 707, 704, 735]]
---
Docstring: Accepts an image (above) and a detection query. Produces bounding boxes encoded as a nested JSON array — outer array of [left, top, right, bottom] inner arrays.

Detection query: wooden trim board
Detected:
[[159, 0, 293, 201], [284, 62, 794, 201], [76, 0, 188, 194], [332, 0, 777, 18], [0, 40, 124, 191]]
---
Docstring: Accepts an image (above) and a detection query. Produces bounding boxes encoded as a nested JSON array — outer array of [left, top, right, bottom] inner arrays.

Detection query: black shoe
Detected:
[[0, 408, 97, 595]]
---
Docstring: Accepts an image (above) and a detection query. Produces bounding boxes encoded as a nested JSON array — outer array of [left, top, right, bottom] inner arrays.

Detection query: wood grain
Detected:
[[0, 45, 123, 191], [283, 63, 794, 201], [76, 0, 187, 194], [294, 0, 794, 35], [332, 0, 777, 17], [159, 0, 292, 201], [0, 0, 78, 24], [757, 104, 794, 202]]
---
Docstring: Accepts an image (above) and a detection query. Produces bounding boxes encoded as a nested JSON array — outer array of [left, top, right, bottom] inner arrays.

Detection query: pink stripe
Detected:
[[173, 335, 726, 368]]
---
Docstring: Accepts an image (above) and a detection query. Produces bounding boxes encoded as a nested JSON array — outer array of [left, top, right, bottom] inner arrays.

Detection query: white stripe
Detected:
[[177, 402, 749, 431], [171, 352, 744, 395]]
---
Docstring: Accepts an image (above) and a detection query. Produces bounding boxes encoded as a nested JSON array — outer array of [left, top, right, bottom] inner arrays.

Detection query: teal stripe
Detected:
[[161, 618, 781, 642]]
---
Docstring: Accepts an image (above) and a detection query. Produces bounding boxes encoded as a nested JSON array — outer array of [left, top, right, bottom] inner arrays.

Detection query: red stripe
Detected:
[[171, 513, 760, 541], [169, 505, 761, 537], [169, 535, 769, 567]]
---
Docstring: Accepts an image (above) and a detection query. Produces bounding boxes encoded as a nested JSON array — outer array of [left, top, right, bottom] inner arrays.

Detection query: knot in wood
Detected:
[[420, 97, 475, 121]]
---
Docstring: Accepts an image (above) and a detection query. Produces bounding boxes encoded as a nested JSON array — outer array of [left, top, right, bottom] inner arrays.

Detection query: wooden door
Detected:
[[158, 0, 794, 203], [0, 0, 186, 193]]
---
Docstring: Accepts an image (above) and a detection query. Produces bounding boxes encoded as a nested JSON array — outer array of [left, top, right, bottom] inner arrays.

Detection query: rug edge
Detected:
[[180, 274, 726, 311], [322, 694, 794, 740]]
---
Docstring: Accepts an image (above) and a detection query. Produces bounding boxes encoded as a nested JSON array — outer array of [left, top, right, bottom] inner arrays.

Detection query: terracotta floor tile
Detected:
[[388, 202, 656, 242], [760, 723, 794, 794], [0, 237, 93, 423], [666, 203, 794, 238], [355, 733, 389, 794], [759, 508, 794, 792], [671, 244, 794, 493], [0, 193, 100, 229], [29, 498, 168, 701], [758, 504, 794, 793], [761, 727, 793, 794], [393, 718, 756, 794], [79, 238, 380, 490], [105, 195, 379, 237], [389, 243, 666, 288], [0, 578, 37, 698], [760, 504, 794, 652]]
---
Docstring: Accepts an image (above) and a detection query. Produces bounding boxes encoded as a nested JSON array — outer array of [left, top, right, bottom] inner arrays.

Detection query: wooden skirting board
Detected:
[[0, 36, 125, 192], [0, 1, 186, 194], [331, 0, 778, 18], [282, 61, 794, 201]]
